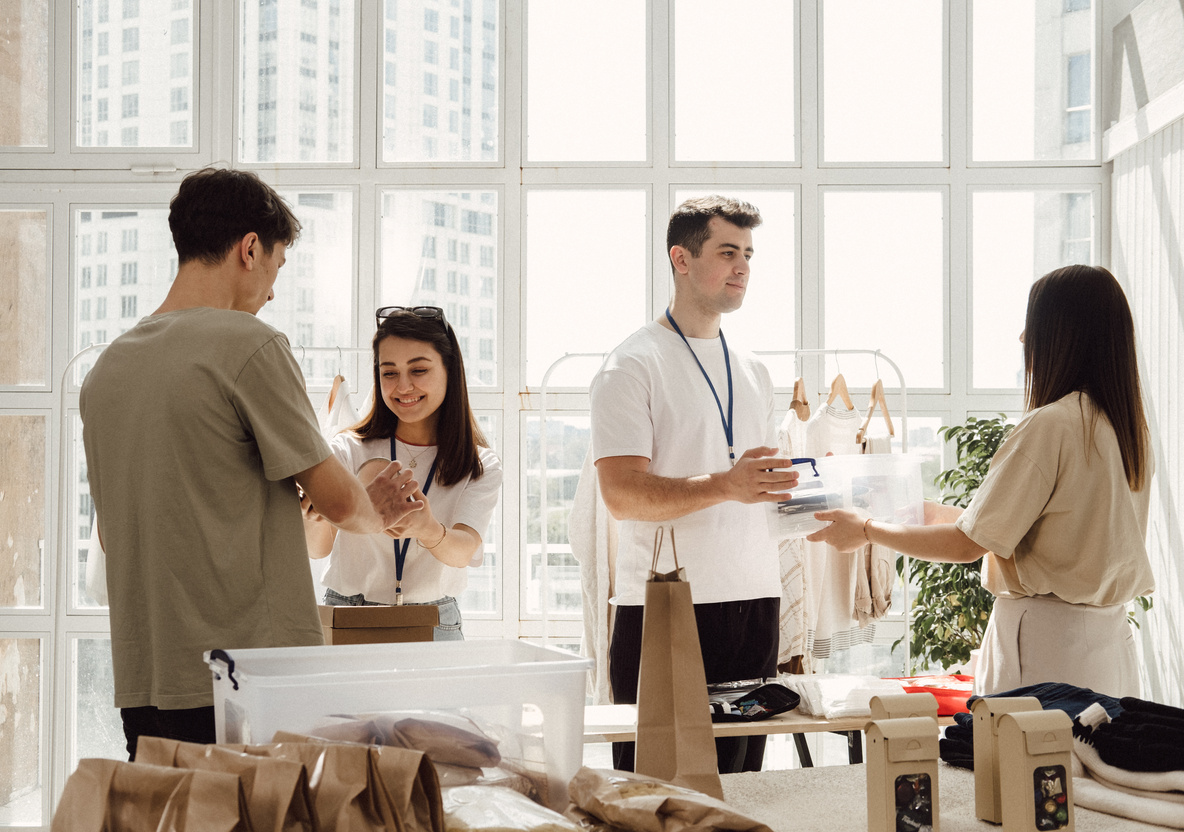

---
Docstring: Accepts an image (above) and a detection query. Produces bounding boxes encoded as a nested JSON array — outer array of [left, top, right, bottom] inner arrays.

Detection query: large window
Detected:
[[0, 1, 1105, 821]]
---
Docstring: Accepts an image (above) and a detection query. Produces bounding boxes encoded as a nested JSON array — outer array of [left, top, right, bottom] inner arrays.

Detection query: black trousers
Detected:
[[608, 596, 779, 774], [121, 705, 216, 761]]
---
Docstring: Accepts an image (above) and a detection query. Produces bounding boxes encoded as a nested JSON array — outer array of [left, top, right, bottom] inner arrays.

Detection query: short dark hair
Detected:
[[1024, 264, 1148, 490], [351, 310, 487, 487], [168, 167, 301, 266], [666, 195, 762, 273]]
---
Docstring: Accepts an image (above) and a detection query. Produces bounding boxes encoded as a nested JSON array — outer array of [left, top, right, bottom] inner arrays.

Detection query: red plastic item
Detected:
[[886, 674, 975, 715]]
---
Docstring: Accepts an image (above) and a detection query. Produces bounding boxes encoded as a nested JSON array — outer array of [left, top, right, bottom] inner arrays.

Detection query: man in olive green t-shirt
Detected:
[[80, 168, 423, 760]]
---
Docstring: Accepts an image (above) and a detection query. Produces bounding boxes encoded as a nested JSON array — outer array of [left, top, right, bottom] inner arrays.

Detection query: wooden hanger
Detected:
[[856, 379, 895, 444], [790, 377, 811, 421], [826, 373, 854, 410], [327, 373, 345, 413]]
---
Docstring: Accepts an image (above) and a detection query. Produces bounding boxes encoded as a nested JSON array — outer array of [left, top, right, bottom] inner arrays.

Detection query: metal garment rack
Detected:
[[535, 347, 915, 669]]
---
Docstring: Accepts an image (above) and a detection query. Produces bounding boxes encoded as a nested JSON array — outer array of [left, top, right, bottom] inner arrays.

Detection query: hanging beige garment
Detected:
[[854, 434, 895, 626]]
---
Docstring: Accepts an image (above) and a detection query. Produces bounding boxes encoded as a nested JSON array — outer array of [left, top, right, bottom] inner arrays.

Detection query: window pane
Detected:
[[823, 191, 944, 388], [674, 0, 794, 162], [74, 208, 174, 382], [526, 190, 647, 386], [526, 0, 645, 162], [0, 416, 46, 609], [239, 0, 356, 163], [972, 0, 1095, 161], [457, 412, 501, 617], [0, 211, 48, 386], [380, 190, 498, 387], [382, 0, 499, 163], [524, 413, 587, 618], [822, 0, 944, 162], [73, 638, 125, 766], [0, 638, 42, 826], [67, 412, 109, 612], [972, 190, 1093, 388], [256, 190, 354, 388], [674, 189, 796, 384], [0, 2, 49, 147], [77, 1, 194, 147]]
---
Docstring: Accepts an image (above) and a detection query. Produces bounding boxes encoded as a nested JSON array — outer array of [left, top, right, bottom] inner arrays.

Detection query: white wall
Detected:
[[1111, 116, 1184, 706]]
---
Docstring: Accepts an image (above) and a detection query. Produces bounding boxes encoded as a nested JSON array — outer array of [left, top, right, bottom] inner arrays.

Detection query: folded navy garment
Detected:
[[977, 682, 1124, 719], [938, 712, 975, 769], [937, 682, 1124, 769], [1086, 696, 1184, 773]]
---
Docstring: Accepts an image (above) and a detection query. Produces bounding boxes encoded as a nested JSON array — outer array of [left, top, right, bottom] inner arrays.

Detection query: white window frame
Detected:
[[0, 1, 1112, 822]]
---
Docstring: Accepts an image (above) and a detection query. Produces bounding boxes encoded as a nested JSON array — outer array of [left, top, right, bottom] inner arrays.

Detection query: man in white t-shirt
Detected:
[[590, 196, 796, 773]]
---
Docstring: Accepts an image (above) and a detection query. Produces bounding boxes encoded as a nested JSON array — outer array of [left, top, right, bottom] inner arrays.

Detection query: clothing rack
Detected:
[[535, 347, 917, 670]]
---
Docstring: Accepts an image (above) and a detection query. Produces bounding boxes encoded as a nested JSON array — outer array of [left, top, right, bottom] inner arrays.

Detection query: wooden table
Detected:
[[584, 704, 955, 766]]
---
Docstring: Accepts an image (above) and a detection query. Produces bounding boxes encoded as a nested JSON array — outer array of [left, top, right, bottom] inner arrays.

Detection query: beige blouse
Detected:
[[956, 392, 1154, 607]]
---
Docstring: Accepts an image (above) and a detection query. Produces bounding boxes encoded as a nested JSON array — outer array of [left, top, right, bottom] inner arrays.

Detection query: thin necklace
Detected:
[[396, 437, 435, 469]]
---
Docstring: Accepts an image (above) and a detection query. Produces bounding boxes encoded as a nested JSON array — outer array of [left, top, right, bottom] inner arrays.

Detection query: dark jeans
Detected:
[[609, 596, 779, 774], [121, 705, 216, 761]]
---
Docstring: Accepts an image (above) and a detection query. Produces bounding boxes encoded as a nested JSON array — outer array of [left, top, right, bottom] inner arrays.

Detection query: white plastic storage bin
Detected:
[[769, 453, 925, 539], [205, 639, 591, 808]]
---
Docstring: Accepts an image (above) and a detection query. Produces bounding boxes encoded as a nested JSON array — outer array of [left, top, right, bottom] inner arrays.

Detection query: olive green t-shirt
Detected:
[[81, 308, 331, 709]]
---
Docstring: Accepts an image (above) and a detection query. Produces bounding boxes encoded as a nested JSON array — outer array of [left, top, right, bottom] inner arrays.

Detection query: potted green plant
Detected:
[[898, 415, 1012, 672]]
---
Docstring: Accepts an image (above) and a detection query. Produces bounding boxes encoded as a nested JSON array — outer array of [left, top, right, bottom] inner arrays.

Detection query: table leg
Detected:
[[846, 730, 863, 764], [793, 733, 814, 767]]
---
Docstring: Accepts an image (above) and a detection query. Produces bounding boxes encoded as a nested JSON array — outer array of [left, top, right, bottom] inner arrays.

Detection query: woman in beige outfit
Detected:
[[810, 264, 1154, 697]]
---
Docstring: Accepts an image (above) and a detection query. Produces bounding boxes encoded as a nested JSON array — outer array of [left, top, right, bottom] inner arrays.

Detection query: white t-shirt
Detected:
[[590, 320, 781, 606], [956, 391, 1154, 607], [321, 433, 503, 604]]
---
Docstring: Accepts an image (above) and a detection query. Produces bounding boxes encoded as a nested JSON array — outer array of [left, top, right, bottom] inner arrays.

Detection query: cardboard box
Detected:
[[866, 716, 941, 832], [869, 691, 939, 722], [317, 603, 438, 644], [971, 696, 1042, 823], [999, 709, 1074, 832]]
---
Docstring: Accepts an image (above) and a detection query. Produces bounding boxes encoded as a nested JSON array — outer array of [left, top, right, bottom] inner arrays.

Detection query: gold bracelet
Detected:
[[862, 518, 873, 543], [421, 522, 448, 550]]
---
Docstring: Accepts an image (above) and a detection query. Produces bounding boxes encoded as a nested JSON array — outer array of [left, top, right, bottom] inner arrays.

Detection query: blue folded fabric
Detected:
[[938, 682, 1124, 769]]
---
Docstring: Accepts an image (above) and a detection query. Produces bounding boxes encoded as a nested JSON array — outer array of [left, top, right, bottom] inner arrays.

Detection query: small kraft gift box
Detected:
[[971, 696, 1042, 824], [869, 692, 939, 723], [318, 604, 438, 644], [998, 709, 1075, 832], [866, 716, 940, 832]]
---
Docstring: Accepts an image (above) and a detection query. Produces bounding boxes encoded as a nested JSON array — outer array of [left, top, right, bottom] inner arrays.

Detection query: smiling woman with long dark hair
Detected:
[[810, 264, 1154, 697], [301, 306, 502, 640]]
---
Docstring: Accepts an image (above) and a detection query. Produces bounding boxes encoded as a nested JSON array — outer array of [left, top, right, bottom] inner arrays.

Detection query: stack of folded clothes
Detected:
[[937, 682, 1184, 828], [1072, 697, 1184, 828]]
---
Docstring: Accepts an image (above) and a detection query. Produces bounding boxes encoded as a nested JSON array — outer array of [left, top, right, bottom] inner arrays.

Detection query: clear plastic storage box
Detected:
[[769, 453, 925, 539], [205, 639, 592, 807]]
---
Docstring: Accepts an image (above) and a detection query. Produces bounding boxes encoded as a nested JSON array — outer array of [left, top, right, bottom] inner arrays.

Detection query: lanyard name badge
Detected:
[[665, 308, 736, 465], [390, 436, 438, 605]]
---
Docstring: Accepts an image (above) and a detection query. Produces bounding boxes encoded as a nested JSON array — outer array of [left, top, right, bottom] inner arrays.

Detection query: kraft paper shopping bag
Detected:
[[634, 527, 724, 800], [51, 757, 252, 832], [135, 736, 317, 832]]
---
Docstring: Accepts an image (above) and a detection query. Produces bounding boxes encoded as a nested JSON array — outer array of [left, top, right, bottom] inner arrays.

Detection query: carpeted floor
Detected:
[[721, 761, 1174, 831]]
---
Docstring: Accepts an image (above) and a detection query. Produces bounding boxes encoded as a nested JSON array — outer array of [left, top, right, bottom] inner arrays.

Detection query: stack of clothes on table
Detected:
[[939, 682, 1184, 828]]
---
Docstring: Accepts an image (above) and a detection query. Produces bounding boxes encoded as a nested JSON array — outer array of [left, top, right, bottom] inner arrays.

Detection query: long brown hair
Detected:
[[1023, 264, 1148, 490], [351, 310, 487, 487]]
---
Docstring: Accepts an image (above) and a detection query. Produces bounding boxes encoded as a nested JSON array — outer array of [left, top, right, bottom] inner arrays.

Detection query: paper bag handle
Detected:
[[651, 526, 680, 573]]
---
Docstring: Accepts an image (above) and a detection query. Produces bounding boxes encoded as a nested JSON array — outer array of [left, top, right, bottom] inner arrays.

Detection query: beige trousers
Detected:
[[975, 594, 1140, 698]]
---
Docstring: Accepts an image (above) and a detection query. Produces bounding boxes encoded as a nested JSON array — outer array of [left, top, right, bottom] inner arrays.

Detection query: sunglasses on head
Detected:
[[375, 305, 446, 328]]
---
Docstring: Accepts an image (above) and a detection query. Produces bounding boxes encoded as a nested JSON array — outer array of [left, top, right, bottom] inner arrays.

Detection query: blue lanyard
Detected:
[[390, 436, 438, 604], [665, 309, 735, 464]]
